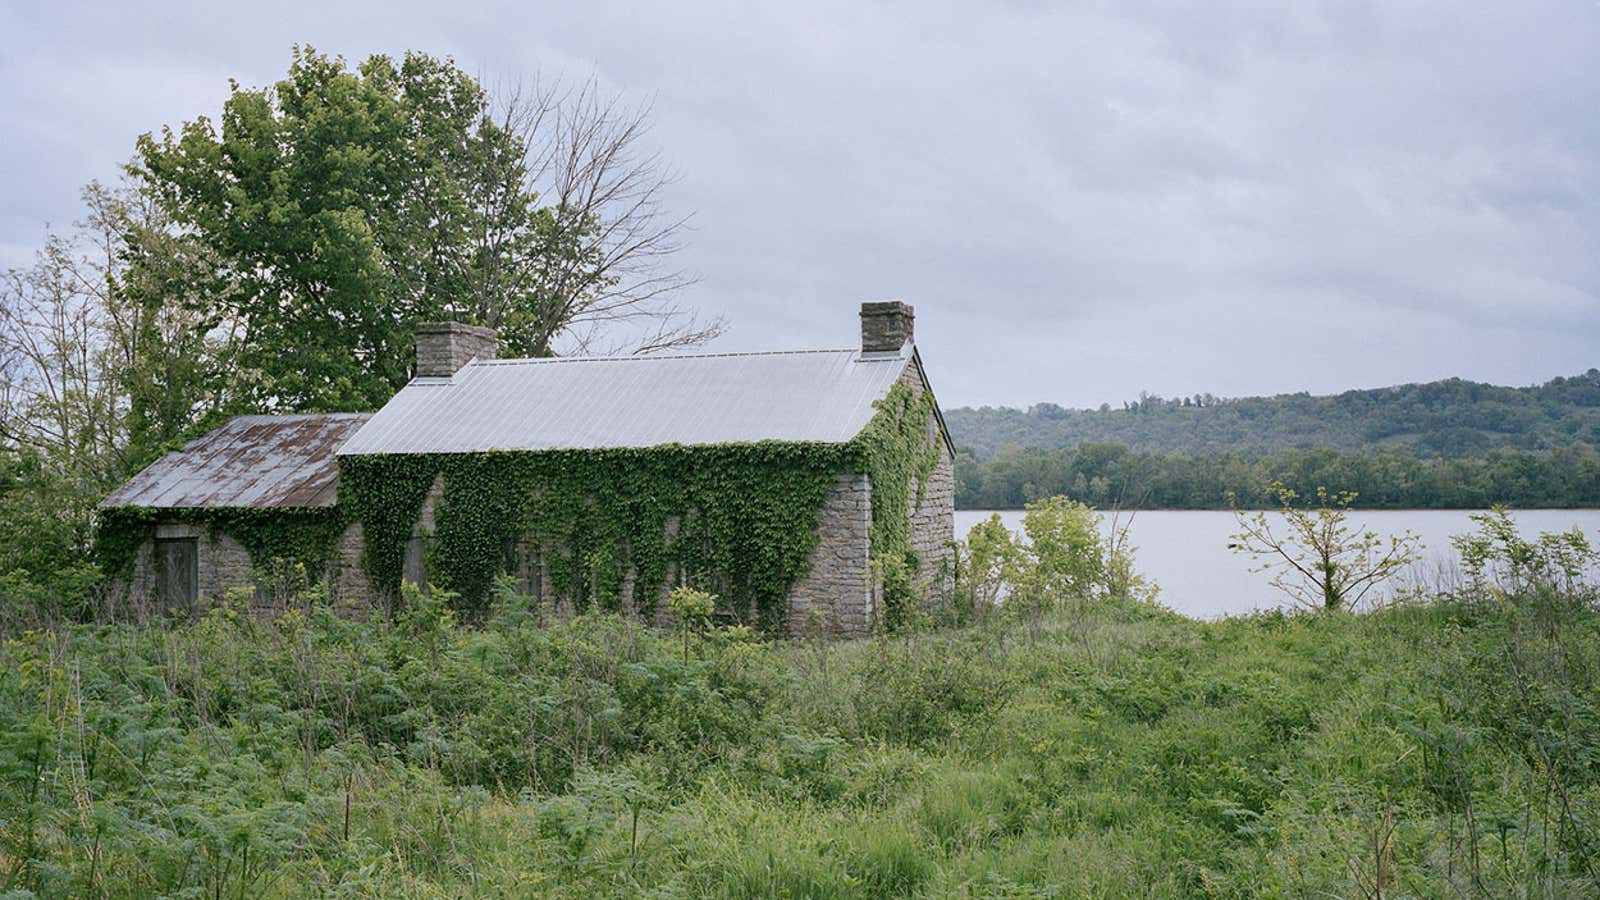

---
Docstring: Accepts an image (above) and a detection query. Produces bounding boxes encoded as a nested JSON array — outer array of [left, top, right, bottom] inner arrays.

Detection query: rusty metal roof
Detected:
[[101, 413, 372, 509], [338, 347, 916, 456]]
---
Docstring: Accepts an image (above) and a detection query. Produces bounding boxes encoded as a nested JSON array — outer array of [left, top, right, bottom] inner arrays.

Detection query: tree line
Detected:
[[956, 442, 1600, 509], [948, 369, 1600, 459]]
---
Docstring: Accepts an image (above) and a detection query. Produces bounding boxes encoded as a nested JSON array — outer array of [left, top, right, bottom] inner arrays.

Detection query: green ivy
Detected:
[[858, 381, 942, 568], [856, 381, 943, 627], [340, 444, 852, 628], [95, 506, 349, 582], [336, 454, 441, 607]]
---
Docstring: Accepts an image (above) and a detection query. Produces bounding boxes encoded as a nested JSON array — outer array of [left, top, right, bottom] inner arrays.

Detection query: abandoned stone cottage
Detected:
[[99, 302, 954, 634]]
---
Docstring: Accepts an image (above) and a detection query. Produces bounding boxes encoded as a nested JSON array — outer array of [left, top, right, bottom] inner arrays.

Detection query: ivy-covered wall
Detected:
[[95, 506, 368, 615], [340, 443, 855, 630], [97, 506, 350, 578], [338, 364, 947, 633]]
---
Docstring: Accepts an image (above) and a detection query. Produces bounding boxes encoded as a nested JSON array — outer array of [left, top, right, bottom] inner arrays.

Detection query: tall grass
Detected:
[[2, 562, 1598, 895]]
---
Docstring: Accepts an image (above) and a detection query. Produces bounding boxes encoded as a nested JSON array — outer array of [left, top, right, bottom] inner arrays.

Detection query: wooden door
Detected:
[[155, 538, 198, 612]]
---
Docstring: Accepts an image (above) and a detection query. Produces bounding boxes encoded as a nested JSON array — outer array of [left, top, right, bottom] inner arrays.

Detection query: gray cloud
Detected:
[[2, 0, 1596, 408]]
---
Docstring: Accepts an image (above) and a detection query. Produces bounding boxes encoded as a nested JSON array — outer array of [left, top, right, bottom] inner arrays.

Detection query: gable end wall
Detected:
[[899, 357, 956, 601]]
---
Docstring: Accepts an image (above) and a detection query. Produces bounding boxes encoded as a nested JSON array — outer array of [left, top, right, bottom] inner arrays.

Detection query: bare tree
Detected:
[[472, 76, 717, 357], [0, 178, 242, 490], [0, 197, 128, 485], [0, 204, 133, 572], [1230, 484, 1422, 612]]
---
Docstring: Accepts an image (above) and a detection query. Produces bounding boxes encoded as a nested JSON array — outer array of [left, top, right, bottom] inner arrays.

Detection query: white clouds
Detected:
[[2, 0, 1596, 407]]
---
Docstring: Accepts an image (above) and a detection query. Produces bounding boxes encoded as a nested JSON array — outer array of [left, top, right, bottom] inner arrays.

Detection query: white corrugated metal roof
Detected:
[[101, 413, 372, 509], [337, 347, 913, 456]]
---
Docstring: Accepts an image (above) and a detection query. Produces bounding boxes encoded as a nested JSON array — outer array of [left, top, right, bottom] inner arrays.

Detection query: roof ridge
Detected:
[[230, 412, 374, 424], [473, 348, 865, 367]]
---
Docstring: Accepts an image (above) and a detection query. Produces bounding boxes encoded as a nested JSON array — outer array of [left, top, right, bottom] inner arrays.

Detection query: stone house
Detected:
[[100, 302, 954, 634]]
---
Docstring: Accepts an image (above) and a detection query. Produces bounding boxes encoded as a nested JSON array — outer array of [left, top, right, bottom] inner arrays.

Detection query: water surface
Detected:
[[954, 509, 1600, 619]]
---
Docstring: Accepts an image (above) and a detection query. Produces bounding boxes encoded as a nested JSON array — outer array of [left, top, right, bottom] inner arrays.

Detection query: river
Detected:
[[953, 509, 1600, 619]]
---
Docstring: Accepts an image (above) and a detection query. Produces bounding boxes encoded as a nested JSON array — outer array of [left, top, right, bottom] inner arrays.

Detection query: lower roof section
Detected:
[[101, 413, 372, 510]]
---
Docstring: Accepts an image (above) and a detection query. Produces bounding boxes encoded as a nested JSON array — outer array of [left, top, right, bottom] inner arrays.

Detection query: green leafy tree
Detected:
[[1015, 497, 1107, 639], [1230, 484, 1422, 611], [955, 441, 1600, 511], [0, 449, 105, 631], [667, 586, 716, 660], [946, 369, 1600, 460], [956, 513, 1022, 625], [99, 180, 243, 470], [1020, 497, 1106, 605], [135, 47, 709, 413], [135, 48, 497, 410], [0, 178, 231, 621]]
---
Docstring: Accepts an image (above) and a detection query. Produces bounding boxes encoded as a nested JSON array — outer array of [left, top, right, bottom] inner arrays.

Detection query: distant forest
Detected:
[[949, 370, 1600, 509]]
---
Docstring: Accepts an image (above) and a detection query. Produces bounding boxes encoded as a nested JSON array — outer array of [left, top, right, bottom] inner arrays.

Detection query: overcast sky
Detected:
[[3, 1, 1597, 409]]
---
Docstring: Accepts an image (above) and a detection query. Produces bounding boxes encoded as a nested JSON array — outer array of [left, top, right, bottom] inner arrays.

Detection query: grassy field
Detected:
[[3, 572, 1598, 898]]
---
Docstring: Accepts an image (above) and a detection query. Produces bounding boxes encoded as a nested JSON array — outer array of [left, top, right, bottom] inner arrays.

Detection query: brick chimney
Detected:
[[860, 301, 914, 353], [415, 321, 498, 378]]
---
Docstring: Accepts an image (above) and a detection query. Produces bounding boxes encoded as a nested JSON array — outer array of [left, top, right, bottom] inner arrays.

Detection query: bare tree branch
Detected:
[[0, 175, 243, 515], [473, 74, 717, 357]]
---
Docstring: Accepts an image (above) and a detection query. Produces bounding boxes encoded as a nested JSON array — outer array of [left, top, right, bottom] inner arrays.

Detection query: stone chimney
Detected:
[[415, 321, 498, 378], [860, 301, 914, 353]]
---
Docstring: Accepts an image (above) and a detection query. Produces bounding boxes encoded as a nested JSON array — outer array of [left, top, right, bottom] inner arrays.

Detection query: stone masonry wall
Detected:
[[394, 472, 876, 636], [151, 523, 250, 602], [331, 522, 379, 618], [911, 440, 956, 598], [899, 358, 956, 599], [127, 522, 252, 614], [784, 472, 873, 636], [860, 301, 914, 353]]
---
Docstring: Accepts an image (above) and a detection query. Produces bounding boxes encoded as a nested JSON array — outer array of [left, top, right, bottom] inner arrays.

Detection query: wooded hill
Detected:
[[947, 369, 1600, 460]]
